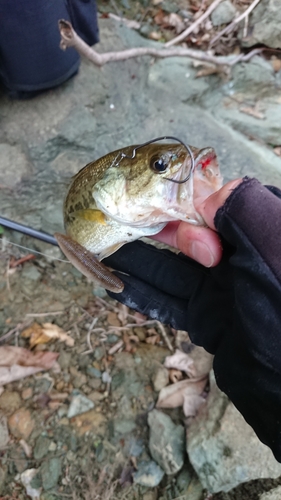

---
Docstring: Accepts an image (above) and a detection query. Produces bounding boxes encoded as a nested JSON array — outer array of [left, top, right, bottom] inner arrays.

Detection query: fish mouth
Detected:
[[162, 147, 221, 225]]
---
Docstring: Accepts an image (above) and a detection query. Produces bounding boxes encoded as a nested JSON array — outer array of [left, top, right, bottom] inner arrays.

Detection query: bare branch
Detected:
[[210, 0, 261, 47], [58, 19, 261, 69], [164, 0, 224, 48]]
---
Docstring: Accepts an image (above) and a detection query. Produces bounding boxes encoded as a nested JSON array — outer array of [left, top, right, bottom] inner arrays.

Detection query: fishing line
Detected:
[[114, 136, 195, 184], [1, 239, 69, 264]]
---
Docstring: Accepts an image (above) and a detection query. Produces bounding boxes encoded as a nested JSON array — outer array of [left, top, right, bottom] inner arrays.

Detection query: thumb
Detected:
[[197, 179, 243, 230]]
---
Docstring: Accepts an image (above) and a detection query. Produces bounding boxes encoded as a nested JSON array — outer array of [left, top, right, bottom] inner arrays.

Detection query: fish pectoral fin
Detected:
[[74, 209, 107, 225], [99, 242, 126, 260], [54, 233, 124, 293]]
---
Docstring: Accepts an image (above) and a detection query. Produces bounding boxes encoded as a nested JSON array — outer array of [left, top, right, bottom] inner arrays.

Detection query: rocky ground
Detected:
[[1, 1, 281, 499]]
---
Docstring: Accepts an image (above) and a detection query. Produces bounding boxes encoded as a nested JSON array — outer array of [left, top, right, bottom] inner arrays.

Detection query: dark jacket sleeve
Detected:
[[211, 178, 281, 461]]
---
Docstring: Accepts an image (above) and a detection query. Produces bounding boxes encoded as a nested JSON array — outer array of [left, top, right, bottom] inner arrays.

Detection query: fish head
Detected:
[[93, 142, 222, 228]]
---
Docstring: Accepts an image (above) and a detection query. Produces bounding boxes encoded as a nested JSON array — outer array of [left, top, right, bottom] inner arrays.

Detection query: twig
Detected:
[[108, 13, 141, 30], [0, 320, 31, 343], [243, 13, 249, 38], [25, 311, 65, 317], [86, 317, 98, 351], [164, 0, 224, 47], [156, 321, 174, 352], [58, 19, 256, 68], [10, 254, 36, 268], [210, 0, 261, 46]]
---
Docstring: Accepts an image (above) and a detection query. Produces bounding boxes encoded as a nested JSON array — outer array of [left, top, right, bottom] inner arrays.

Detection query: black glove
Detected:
[[105, 177, 281, 461]]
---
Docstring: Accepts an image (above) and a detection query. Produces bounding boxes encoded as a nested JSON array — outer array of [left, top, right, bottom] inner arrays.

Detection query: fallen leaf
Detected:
[[117, 304, 129, 325], [274, 146, 281, 157], [42, 323, 74, 347], [164, 349, 197, 377], [149, 31, 162, 41], [156, 376, 207, 416], [271, 58, 281, 72], [169, 369, 183, 383], [164, 13, 185, 34], [183, 393, 206, 417], [22, 322, 74, 347], [196, 66, 221, 77], [0, 346, 58, 368], [239, 106, 265, 120], [0, 346, 59, 386], [21, 323, 51, 348]]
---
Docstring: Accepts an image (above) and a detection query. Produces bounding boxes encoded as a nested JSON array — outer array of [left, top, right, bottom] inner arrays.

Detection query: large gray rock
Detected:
[[230, 56, 276, 94], [187, 374, 281, 493], [148, 57, 213, 103], [260, 486, 281, 500], [240, 0, 281, 49], [211, 0, 237, 26], [0, 143, 32, 189], [133, 460, 164, 487], [148, 409, 185, 475], [215, 98, 281, 147]]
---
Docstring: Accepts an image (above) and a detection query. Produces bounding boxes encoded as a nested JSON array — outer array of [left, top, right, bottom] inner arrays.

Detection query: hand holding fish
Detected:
[[106, 177, 281, 463], [152, 178, 242, 267]]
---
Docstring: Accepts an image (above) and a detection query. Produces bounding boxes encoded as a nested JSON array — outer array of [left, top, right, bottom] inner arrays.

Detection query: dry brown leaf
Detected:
[[164, 13, 185, 34], [239, 106, 265, 120], [156, 376, 207, 415], [183, 393, 206, 417], [274, 146, 281, 157], [21, 323, 51, 348], [21, 322, 42, 338], [107, 312, 121, 327], [42, 323, 74, 347], [0, 366, 45, 387], [149, 31, 162, 41], [164, 349, 197, 377], [22, 322, 74, 347], [169, 368, 184, 383], [0, 346, 58, 367], [117, 304, 129, 325], [271, 58, 281, 73], [196, 66, 221, 77]]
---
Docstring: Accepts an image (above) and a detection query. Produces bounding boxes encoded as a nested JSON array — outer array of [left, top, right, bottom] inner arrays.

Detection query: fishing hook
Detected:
[[113, 136, 195, 185]]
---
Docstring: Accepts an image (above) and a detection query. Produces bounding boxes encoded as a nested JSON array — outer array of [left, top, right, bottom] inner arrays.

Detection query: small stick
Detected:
[[10, 254, 36, 268], [210, 0, 261, 46], [156, 321, 174, 352], [25, 311, 65, 317], [164, 0, 224, 47], [58, 19, 249, 68], [243, 13, 249, 38], [86, 318, 98, 352]]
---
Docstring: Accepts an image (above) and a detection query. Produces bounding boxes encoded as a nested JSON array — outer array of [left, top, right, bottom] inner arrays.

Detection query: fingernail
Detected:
[[191, 241, 215, 267]]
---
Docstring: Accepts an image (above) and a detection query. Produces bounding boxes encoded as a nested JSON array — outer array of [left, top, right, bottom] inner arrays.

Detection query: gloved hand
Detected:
[[105, 177, 281, 461]]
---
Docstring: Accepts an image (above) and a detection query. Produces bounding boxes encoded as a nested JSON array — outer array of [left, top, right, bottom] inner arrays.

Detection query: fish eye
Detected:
[[150, 156, 169, 173]]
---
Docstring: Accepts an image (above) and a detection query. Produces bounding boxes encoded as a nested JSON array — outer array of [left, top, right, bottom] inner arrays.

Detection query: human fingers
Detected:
[[197, 178, 243, 230], [152, 220, 222, 267]]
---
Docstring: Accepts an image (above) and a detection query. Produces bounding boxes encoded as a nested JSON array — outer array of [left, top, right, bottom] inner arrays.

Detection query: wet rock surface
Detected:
[[0, 6, 281, 500], [187, 375, 281, 493]]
